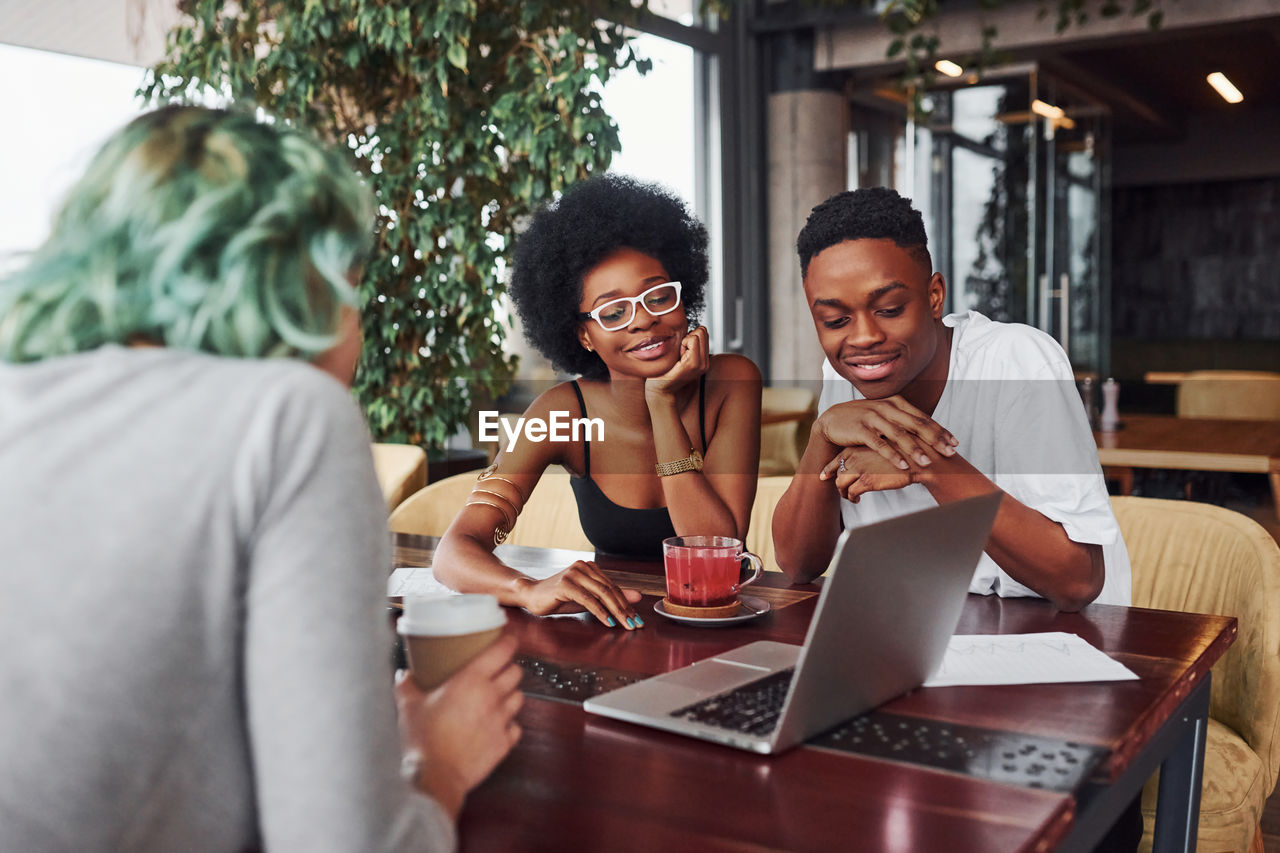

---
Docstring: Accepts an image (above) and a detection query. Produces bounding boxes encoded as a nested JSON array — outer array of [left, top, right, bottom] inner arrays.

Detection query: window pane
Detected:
[[600, 34, 697, 207], [0, 45, 144, 271], [648, 0, 699, 26]]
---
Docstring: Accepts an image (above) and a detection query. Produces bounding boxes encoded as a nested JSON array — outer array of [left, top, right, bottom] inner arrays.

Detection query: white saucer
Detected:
[[652, 595, 771, 627]]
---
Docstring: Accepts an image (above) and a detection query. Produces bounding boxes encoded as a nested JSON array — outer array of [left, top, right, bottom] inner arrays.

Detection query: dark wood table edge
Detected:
[[1056, 675, 1210, 853], [1104, 612, 1236, 781], [1058, 606, 1234, 853]]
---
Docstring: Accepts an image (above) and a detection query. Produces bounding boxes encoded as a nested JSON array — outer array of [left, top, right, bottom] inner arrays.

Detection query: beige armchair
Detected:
[[759, 387, 817, 477], [388, 470, 592, 552], [1112, 497, 1280, 853], [370, 443, 427, 511], [745, 476, 795, 573]]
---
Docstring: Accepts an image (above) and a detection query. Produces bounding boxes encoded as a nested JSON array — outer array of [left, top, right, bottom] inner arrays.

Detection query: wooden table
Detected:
[[393, 536, 1235, 853], [1094, 414, 1280, 519], [1143, 372, 1190, 385]]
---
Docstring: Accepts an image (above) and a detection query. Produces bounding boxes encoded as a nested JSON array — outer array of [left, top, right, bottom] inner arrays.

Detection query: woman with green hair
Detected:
[[0, 105, 521, 851]]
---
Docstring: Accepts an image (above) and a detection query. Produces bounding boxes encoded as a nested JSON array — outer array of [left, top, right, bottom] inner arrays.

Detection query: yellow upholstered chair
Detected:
[[745, 476, 794, 573], [505, 473, 592, 551], [1112, 497, 1280, 853], [387, 471, 474, 536], [370, 443, 428, 511], [759, 387, 817, 477], [388, 470, 592, 552], [1176, 370, 1280, 420]]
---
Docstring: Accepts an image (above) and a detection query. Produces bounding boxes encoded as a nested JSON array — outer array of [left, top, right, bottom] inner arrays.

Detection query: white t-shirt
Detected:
[[817, 311, 1131, 606]]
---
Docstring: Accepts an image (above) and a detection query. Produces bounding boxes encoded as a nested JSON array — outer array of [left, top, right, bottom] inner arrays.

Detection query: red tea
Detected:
[[664, 546, 742, 607]]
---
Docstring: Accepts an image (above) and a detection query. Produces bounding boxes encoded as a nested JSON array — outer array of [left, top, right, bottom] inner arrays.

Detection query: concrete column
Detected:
[[767, 89, 848, 385]]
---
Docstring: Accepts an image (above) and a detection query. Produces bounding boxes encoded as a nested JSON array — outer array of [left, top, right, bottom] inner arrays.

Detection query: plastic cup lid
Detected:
[[397, 593, 506, 636]]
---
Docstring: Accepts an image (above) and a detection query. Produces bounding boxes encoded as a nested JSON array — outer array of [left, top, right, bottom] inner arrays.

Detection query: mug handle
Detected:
[[736, 550, 764, 592]]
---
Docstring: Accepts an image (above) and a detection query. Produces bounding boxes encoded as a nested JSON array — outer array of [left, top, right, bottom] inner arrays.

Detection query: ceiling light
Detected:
[[1031, 99, 1065, 120], [1206, 72, 1243, 104], [935, 59, 964, 78]]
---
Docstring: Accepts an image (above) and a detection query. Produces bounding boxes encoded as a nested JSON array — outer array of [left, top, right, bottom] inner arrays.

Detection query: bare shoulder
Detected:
[[490, 381, 585, 473], [704, 354, 762, 429], [708, 352, 762, 384], [523, 380, 587, 419]]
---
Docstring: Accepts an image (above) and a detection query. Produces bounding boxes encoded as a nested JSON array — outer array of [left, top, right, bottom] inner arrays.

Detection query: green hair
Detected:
[[0, 105, 374, 363]]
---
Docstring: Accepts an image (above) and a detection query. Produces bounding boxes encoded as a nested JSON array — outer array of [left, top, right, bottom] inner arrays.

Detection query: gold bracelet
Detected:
[[655, 448, 704, 477]]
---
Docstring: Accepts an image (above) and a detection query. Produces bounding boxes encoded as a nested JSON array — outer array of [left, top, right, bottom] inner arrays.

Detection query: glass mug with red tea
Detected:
[[662, 536, 764, 618]]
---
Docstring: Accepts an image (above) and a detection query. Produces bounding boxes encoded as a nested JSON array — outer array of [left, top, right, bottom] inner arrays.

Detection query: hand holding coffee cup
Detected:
[[662, 536, 764, 619], [394, 634, 524, 819], [398, 594, 507, 691]]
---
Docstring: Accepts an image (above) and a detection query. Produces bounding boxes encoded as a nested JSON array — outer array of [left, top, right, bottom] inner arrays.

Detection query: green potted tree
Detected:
[[143, 0, 651, 464]]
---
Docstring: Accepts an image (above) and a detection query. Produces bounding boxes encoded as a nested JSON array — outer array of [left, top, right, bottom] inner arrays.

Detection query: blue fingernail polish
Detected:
[[635, 616, 645, 627], [606, 617, 616, 627], [625, 617, 635, 629]]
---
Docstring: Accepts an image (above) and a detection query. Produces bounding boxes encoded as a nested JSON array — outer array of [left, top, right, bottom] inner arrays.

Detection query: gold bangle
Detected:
[[471, 487, 522, 518], [465, 497, 513, 546], [465, 497, 515, 532], [477, 464, 529, 506]]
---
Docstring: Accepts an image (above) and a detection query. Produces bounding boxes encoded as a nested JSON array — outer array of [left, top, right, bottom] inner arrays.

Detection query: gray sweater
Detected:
[[0, 347, 454, 852]]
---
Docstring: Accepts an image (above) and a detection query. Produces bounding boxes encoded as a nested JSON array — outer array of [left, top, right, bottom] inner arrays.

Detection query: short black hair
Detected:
[[796, 187, 931, 278], [510, 174, 708, 379]]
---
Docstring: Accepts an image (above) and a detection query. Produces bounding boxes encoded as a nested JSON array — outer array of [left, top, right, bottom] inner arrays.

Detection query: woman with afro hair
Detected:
[[434, 175, 762, 630]]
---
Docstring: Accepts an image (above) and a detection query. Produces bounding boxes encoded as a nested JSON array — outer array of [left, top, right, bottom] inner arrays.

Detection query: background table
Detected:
[[1095, 414, 1280, 520], [394, 536, 1235, 853]]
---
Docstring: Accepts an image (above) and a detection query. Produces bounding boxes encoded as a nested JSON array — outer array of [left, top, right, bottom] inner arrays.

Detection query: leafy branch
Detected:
[[143, 0, 651, 449]]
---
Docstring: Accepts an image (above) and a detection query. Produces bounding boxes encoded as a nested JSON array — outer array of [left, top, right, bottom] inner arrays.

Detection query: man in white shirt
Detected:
[[772, 187, 1130, 610]]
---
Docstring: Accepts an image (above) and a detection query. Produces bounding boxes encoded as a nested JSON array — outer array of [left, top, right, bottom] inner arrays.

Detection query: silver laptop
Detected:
[[583, 491, 1003, 754]]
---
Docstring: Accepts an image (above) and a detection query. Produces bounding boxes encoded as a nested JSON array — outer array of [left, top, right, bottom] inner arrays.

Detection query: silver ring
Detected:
[[838, 457, 846, 473]]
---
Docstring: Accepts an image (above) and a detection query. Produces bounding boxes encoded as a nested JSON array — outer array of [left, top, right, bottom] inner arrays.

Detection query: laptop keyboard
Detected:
[[669, 667, 796, 736]]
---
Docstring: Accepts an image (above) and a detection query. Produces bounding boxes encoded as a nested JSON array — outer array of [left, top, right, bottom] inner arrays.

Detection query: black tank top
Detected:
[[568, 377, 708, 558]]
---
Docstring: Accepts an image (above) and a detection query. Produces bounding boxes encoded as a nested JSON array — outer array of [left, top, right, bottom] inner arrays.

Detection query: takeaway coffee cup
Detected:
[[397, 594, 507, 691], [662, 536, 764, 618]]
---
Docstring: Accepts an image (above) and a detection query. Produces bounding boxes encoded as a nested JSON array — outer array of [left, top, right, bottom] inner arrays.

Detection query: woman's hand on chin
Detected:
[[512, 561, 645, 629], [645, 326, 710, 404]]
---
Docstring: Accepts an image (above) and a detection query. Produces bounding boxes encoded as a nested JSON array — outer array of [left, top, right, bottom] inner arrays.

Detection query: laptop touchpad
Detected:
[[659, 659, 769, 693]]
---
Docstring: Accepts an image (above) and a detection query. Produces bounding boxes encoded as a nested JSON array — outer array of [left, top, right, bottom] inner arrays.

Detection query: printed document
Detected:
[[924, 632, 1138, 687]]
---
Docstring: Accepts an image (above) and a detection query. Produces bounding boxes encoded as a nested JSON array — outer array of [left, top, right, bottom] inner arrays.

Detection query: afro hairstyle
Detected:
[[796, 187, 932, 278], [509, 174, 708, 379]]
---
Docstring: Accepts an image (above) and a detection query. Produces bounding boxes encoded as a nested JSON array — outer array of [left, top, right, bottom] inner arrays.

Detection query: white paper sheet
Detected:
[[386, 566, 452, 599], [923, 632, 1139, 688], [387, 545, 594, 598]]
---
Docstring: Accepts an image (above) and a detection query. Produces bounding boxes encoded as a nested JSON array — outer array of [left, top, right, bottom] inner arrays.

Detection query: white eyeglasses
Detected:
[[578, 282, 683, 332]]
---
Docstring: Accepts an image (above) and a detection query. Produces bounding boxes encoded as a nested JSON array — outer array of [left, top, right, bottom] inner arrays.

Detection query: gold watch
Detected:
[[655, 448, 703, 477]]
